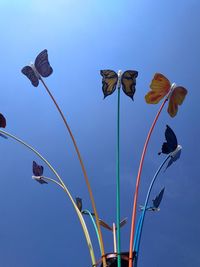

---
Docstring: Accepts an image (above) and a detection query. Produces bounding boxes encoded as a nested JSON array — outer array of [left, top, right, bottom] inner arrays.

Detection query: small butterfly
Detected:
[[145, 73, 187, 117], [139, 188, 165, 212], [0, 113, 6, 128], [152, 187, 165, 210], [100, 70, 138, 99], [21, 49, 53, 87], [32, 161, 47, 184]]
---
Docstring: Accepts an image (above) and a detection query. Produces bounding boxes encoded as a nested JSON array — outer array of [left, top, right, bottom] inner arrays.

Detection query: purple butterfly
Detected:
[[32, 161, 47, 184], [21, 49, 53, 87]]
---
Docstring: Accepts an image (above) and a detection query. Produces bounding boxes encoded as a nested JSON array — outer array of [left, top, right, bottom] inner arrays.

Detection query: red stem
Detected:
[[128, 99, 167, 267]]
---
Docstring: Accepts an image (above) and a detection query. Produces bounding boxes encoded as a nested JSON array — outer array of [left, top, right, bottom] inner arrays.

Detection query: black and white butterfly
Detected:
[[21, 49, 53, 87]]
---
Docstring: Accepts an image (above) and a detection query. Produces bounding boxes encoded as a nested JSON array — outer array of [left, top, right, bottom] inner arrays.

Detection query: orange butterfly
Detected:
[[145, 73, 188, 117]]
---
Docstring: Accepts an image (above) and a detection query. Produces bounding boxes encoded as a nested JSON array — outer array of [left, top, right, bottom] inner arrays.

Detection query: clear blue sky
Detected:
[[0, 1, 199, 266]]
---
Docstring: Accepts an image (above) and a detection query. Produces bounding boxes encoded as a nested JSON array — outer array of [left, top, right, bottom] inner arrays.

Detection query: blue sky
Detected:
[[0, 1, 199, 266]]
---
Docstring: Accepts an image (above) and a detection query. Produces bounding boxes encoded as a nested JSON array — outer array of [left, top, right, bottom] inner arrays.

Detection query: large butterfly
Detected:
[[159, 125, 178, 155], [21, 49, 53, 87], [100, 70, 138, 99], [145, 73, 187, 117], [32, 161, 47, 184]]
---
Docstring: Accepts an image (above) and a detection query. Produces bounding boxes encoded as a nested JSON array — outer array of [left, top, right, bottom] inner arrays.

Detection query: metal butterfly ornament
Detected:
[[100, 70, 138, 99], [32, 161, 48, 184], [21, 49, 53, 87], [139, 188, 165, 212], [152, 187, 165, 211], [159, 125, 182, 170], [145, 73, 188, 117]]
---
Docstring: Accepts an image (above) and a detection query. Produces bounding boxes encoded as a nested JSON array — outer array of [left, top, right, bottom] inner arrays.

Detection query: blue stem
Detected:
[[134, 155, 170, 266]]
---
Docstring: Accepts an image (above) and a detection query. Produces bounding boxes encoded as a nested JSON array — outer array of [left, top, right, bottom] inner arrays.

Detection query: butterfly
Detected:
[[100, 70, 138, 99], [139, 188, 165, 212], [159, 125, 178, 155], [145, 73, 187, 117], [32, 161, 47, 184], [152, 187, 165, 210], [0, 113, 6, 128], [21, 49, 53, 87], [159, 125, 182, 170]]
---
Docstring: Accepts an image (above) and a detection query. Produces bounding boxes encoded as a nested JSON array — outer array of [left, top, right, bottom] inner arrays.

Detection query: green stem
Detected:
[[0, 129, 96, 266], [117, 84, 121, 267]]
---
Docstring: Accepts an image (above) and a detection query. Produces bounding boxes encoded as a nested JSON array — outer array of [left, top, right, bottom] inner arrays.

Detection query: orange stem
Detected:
[[128, 99, 167, 267], [40, 78, 107, 267]]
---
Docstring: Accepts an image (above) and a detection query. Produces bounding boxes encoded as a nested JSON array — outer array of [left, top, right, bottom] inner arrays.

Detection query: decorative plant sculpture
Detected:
[[0, 49, 188, 267]]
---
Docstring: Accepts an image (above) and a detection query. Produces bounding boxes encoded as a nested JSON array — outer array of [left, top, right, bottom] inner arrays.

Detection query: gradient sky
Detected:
[[0, 1, 199, 266]]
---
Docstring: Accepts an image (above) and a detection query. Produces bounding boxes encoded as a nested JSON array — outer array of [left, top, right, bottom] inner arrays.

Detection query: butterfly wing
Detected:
[[21, 66, 39, 87], [99, 219, 112, 231], [0, 113, 6, 128], [121, 70, 138, 100], [145, 73, 171, 104], [100, 70, 118, 98], [34, 49, 53, 77], [32, 161, 44, 176], [165, 149, 181, 170], [161, 125, 178, 154], [152, 187, 165, 209], [35, 178, 48, 184], [168, 86, 187, 117]]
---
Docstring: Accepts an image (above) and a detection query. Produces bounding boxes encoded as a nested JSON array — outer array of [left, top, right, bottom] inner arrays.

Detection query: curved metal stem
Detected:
[[40, 78, 106, 266], [0, 129, 96, 266], [82, 209, 101, 251], [128, 98, 168, 267], [134, 155, 170, 266]]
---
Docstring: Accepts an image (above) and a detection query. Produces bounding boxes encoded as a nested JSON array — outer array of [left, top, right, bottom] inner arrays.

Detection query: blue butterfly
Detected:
[[21, 49, 53, 87]]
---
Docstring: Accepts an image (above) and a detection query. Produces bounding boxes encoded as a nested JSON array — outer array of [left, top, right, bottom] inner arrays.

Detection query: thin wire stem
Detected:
[[128, 98, 168, 267], [134, 155, 170, 267], [40, 78, 106, 266], [0, 129, 96, 266], [116, 84, 121, 267], [82, 209, 101, 252]]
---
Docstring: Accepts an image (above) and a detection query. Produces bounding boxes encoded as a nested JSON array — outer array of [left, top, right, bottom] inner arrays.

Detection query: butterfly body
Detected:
[[145, 73, 187, 117], [100, 69, 138, 99], [22, 49, 53, 87]]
